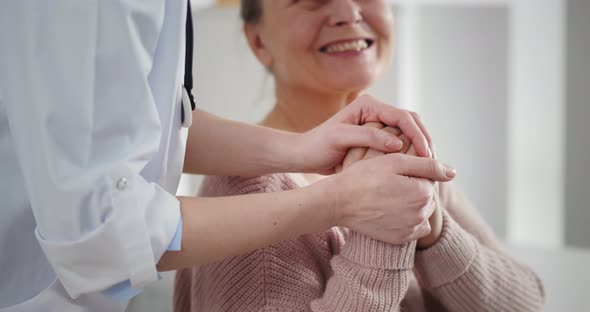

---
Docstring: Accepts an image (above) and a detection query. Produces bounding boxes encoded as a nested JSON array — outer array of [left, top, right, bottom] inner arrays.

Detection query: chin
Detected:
[[327, 73, 376, 93]]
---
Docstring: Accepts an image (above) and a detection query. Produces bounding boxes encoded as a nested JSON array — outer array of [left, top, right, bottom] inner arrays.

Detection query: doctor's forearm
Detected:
[[157, 185, 332, 271], [183, 109, 299, 176]]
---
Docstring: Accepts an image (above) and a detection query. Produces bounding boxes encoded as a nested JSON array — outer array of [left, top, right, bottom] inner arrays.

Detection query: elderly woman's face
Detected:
[[251, 0, 394, 94]]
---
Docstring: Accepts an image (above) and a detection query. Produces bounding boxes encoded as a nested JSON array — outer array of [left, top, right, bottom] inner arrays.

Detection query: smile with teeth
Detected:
[[322, 39, 371, 53]]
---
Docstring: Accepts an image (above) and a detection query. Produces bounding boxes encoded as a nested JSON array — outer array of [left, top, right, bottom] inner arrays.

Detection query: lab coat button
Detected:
[[116, 177, 128, 191]]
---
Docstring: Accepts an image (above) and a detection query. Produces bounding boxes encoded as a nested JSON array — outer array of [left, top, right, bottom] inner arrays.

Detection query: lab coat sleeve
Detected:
[[102, 219, 183, 302], [0, 0, 182, 299]]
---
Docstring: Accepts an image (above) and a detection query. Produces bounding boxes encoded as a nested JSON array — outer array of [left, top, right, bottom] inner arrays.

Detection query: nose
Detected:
[[328, 0, 363, 27]]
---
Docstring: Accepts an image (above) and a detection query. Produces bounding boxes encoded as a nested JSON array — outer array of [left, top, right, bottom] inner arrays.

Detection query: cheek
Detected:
[[272, 22, 323, 80], [366, 8, 396, 67], [378, 32, 394, 71]]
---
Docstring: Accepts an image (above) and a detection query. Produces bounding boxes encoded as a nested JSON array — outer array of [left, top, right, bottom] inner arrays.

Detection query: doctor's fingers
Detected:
[[332, 124, 404, 155], [387, 154, 456, 182], [341, 94, 431, 158], [361, 130, 409, 161], [340, 124, 405, 171]]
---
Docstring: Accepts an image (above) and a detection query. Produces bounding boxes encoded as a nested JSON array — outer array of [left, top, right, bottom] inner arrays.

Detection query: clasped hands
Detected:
[[337, 122, 444, 249], [298, 95, 450, 249]]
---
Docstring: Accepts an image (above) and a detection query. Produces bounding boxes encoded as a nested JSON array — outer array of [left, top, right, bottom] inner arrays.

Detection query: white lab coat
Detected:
[[0, 0, 189, 311]]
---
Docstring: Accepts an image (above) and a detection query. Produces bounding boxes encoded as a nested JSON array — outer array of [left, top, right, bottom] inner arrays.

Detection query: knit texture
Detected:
[[174, 173, 545, 312]]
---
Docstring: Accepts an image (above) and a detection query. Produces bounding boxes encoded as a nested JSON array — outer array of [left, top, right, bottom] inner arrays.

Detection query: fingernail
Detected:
[[444, 164, 456, 179], [387, 138, 402, 151]]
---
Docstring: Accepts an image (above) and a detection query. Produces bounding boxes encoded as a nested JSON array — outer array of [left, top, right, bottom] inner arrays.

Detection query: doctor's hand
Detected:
[[315, 152, 453, 245], [337, 122, 445, 248], [293, 94, 433, 175]]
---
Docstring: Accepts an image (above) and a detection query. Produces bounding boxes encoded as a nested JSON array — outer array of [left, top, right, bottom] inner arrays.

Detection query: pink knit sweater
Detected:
[[174, 173, 545, 312]]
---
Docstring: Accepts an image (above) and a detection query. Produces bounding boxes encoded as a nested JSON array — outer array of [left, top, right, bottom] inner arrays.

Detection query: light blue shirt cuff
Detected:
[[102, 217, 183, 301], [167, 217, 183, 251]]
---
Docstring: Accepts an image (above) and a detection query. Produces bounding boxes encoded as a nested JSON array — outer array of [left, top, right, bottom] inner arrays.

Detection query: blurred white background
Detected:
[[128, 1, 590, 311]]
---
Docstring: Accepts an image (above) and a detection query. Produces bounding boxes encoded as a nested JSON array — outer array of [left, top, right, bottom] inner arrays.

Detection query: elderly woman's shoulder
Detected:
[[198, 173, 302, 197]]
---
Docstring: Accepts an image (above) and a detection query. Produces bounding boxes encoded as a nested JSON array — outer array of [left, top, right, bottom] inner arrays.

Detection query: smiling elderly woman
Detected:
[[173, 0, 545, 311]]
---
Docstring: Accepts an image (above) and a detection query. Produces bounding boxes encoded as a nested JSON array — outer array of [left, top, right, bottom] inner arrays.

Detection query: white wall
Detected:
[[508, 0, 566, 247], [407, 6, 510, 238]]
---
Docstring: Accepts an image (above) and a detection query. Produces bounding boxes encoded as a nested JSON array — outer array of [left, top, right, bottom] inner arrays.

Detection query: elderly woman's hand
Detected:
[[337, 122, 444, 249]]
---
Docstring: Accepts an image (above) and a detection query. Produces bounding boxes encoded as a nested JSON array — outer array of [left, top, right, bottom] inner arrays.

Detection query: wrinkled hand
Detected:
[[416, 184, 443, 249], [320, 149, 454, 246], [294, 94, 433, 174], [336, 122, 444, 248]]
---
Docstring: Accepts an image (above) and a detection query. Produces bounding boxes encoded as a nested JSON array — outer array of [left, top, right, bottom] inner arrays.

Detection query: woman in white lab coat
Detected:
[[0, 1, 454, 311]]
